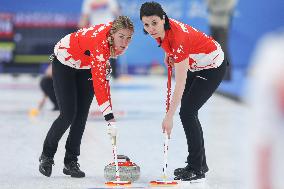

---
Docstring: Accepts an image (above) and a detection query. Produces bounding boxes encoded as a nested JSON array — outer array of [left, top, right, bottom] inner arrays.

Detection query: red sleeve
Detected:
[[90, 49, 114, 121]]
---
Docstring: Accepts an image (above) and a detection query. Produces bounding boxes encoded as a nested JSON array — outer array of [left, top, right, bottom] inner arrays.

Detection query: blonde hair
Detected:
[[108, 16, 134, 58]]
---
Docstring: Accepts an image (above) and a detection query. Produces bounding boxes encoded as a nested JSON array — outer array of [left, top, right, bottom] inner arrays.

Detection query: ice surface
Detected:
[[0, 75, 248, 189]]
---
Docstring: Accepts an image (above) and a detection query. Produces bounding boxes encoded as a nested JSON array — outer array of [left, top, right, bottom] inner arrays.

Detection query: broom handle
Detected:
[[112, 136, 120, 181], [166, 66, 172, 112], [162, 65, 172, 180], [162, 133, 169, 180], [38, 95, 47, 110]]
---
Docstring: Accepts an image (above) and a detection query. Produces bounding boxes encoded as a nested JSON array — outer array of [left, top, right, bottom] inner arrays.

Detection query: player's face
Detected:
[[142, 15, 165, 39], [112, 29, 133, 56]]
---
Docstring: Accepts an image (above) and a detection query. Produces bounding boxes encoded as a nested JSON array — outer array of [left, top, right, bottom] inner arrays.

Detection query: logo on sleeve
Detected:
[[171, 19, 189, 33], [96, 54, 105, 62], [177, 45, 184, 54]]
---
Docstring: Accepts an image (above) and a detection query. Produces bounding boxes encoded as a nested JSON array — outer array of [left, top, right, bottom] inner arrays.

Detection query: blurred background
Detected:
[[0, 0, 282, 99], [0, 0, 284, 189]]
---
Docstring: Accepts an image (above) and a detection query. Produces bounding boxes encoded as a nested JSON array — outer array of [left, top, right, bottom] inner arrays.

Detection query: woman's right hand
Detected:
[[164, 53, 174, 67], [107, 121, 117, 137]]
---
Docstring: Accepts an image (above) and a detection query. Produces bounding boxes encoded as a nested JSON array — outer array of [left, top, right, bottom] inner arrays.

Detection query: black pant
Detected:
[[210, 26, 231, 81], [109, 58, 118, 79], [179, 61, 227, 172], [42, 59, 94, 164], [40, 76, 58, 110]]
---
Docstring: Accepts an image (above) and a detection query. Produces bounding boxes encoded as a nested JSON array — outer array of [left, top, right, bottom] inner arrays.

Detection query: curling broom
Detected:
[[149, 65, 178, 187], [105, 135, 131, 187]]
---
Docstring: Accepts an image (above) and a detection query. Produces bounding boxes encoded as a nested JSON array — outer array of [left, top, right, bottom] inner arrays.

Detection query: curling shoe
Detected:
[[63, 161, 85, 178], [174, 169, 205, 183], [174, 164, 208, 177], [39, 154, 54, 177]]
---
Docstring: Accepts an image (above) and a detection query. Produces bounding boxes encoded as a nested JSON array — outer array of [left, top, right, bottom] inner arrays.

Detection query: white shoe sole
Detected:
[[179, 177, 206, 184]]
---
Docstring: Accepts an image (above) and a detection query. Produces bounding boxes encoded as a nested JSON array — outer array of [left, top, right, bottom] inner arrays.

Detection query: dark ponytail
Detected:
[[164, 14, 170, 31], [140, 1, 171, 35]]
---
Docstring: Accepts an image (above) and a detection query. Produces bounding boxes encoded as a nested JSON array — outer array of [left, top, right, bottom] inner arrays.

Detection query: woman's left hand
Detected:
[[162, 114, 173, 138]]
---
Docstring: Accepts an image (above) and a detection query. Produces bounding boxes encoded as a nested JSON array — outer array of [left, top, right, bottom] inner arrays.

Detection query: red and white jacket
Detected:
[[157, 19, 224, 71], [54, 23, 113, 120]]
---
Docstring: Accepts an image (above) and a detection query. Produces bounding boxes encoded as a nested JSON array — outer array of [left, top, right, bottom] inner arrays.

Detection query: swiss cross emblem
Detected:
[[177, 45, 184, 54], [96, 54, 105, 62], [92, 31, 98, 37]]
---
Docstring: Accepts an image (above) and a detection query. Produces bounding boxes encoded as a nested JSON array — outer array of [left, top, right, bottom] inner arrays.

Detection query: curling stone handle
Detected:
[[117, 155, 130, 161]]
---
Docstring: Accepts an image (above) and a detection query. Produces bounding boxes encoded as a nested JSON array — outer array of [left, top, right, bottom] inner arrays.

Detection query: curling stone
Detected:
[[104, 155, 140, 182]]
